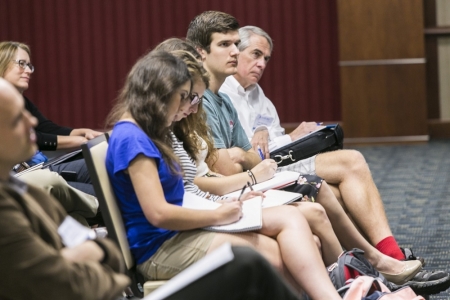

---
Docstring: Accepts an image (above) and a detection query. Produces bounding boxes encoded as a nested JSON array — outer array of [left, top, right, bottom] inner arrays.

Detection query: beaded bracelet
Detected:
[[247, 170, 257, 185]]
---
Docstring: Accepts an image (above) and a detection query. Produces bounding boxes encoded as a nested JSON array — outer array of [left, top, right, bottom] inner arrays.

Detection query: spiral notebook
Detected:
[[224, 171, 301, 198], [182, 192, 262, 233], [262, 189, 303, 208]]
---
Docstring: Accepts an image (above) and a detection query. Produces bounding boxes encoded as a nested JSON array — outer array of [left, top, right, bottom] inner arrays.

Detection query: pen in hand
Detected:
[[247, 181, 254, 191], [257, 147, 265, 160], [237, 184, 247, 201]]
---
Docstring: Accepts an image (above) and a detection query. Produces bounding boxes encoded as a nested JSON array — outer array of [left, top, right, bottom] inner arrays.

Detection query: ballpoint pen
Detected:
[[257, 146, 264, 160], [237, 184, 247, 201], [247, 181, 254, 191]]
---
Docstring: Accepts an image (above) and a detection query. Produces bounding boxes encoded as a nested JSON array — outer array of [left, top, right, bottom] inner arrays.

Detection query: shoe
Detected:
[[390, 270, 450, 295], [380, 260, 422, 285], [401, 247, 426, 267]]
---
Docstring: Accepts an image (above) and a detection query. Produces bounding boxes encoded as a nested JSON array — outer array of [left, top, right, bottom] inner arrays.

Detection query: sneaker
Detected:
[[391, 270, 450, 295], [401, 247, 425, 267]]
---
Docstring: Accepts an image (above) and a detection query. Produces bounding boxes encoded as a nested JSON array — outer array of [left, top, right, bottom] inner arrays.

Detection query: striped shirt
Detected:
[[170, 132, 224, 202]]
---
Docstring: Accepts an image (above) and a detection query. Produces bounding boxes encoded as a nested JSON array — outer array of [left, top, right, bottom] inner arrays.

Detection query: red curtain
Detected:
[[0, 0, 340, 129]]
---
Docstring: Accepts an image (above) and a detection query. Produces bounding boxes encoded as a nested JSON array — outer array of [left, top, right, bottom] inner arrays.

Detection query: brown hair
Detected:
[[0, 41, 31, 77], [155, 38, 218, 166], [170, 51, 216, 165], [106, 50, 191, 173], [154, 38, 202, 60], [186, 11, 239, 53]]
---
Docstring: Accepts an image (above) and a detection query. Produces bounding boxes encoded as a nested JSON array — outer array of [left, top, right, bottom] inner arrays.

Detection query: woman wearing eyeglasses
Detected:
[[0, 41, 103, 151], [0, 41, 99, 226]]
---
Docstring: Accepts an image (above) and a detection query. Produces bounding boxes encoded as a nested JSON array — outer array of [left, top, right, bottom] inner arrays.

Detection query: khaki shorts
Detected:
[[137, 229, 216, 280]]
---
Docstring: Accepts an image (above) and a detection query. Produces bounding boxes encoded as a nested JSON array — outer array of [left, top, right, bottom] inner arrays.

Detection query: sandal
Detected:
[[391, 269, 450, 295], [401, 247, 426, 266]]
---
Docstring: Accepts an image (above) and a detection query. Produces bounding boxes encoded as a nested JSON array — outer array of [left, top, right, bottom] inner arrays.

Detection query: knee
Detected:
[[280, 206, 309, 229], [306, 204, 330, 225], [344, 150, 368, 174], [26, 169, 66, 188], [45, 171, 70, 188]]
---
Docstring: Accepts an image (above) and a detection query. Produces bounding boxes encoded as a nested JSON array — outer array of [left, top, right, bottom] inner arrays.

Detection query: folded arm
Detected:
[[195, 159, 277, 196], [209, 147, 261, 176]]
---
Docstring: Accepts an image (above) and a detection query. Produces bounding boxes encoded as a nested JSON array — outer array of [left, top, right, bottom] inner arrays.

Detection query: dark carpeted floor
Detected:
[[352, 139, 450, 299]]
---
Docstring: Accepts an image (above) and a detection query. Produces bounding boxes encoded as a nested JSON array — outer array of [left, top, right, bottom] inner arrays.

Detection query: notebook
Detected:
[[14, 149, 83, 178], [262, 189, 303, 208], [182, 192, 262, 233], [223, 171, 301, 198], [43, 149, 83, 167]]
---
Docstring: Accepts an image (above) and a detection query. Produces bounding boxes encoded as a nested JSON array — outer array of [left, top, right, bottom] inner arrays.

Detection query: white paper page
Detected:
[[205, 197, 262, 232], [224, 171, 301, 198], [144, 243, 235, 300], [291, 125, 326, 142], [262, 189, 303, 208], [183, 192, 262, 233], [182, 191, 221, 210], [57, 216, 95, 248]]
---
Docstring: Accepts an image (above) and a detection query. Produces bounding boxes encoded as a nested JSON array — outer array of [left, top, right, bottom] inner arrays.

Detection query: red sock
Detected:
[[375, 236, 405, 260]]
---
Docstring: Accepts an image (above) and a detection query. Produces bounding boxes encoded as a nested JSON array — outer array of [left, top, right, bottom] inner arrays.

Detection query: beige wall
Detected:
[[436, 0, 450, 120]]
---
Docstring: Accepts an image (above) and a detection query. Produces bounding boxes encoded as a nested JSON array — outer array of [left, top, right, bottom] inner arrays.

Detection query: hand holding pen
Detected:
[[236, 181, 264, 202], [237, 184, 247, 201]]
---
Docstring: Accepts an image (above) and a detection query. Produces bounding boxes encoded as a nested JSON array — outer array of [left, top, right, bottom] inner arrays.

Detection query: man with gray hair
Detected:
[[219, 25, 417, 262]]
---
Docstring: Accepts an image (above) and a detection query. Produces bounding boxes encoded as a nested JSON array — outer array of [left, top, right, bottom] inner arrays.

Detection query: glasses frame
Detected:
[[11, 59, 35, 73], [189, 93, 203, 105]]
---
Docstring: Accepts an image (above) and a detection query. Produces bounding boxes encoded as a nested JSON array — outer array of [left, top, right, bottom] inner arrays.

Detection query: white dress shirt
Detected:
[[220, 76, 292, 152]]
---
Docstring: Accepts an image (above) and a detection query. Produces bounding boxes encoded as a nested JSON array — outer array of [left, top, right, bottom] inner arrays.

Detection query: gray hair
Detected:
[[238, 26, 273, 53]]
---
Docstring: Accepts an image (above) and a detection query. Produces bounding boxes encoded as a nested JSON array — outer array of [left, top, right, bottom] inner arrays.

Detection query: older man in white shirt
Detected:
[[220, 29, 319, 156], [220, 75, 293, 153], [219, 26, 421, 263]]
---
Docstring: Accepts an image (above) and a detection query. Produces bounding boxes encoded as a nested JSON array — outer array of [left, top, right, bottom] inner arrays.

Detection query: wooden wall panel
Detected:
[[0, 0, 340, 129], [338, 0, 428, 141], [341, 64, 428, 137], [424, 0, 440, 120], [338, 0, 425, 60]]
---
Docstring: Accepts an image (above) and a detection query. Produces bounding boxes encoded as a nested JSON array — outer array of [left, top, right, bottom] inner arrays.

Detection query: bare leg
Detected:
[[291, 202, 343, 266], [315, 150, 392, 245], [312, 235, 322, 253], [208, 206, 342, 300], [327, 183, 370, 241], [314, 181, 406, 274]]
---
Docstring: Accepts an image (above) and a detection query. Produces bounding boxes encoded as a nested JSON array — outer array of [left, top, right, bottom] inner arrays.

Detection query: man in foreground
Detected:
[[0, 78, 130, 299]]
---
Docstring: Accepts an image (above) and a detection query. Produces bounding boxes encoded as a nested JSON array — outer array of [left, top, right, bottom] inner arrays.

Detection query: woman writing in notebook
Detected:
[[154, 39, 426, 286], [105, 49, 347, 299]]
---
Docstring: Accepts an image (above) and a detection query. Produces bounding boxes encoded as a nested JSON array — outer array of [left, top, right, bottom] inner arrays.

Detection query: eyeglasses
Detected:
[[189, 93, 203, 105], [11, 60, 34, 73]]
